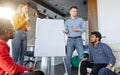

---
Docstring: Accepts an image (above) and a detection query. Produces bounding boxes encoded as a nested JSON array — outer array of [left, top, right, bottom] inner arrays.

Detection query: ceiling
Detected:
[[0, 0, 87, 20]]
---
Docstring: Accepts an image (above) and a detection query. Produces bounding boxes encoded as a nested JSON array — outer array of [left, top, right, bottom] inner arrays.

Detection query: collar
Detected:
[[69, 17, 78, 20]]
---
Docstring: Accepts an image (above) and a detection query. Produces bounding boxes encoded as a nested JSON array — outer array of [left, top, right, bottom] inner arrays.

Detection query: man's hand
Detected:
[[106, 65, 113, 70], [71, 26, 80, 32], [62, 30, 68, 34], [25, 17, 30, 21], [30, 67, 38, 72], [27, 26, 31, 31]]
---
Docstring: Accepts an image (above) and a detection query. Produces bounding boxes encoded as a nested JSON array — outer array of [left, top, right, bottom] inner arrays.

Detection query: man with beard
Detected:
[[0, 18, 44, 75], [80, 31, 116, 75]]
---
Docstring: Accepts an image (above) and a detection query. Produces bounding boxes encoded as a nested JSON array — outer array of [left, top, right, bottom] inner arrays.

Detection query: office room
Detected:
[[0, 0, 120, 75]]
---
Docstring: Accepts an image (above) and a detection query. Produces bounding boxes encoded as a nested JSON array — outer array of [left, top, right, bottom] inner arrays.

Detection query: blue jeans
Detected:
[[12, 30, 27, 65], [98, 68, 117, 75], [65, 37, 83, 74]]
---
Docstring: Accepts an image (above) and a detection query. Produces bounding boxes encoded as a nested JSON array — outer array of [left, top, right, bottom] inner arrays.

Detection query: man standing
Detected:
[[80, 31, 116, 75], [63, 6, 86, 75]]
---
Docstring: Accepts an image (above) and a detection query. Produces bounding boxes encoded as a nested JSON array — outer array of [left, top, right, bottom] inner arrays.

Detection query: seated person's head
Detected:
[[0, 18, 15, 41], [90, 31, 102, 44]]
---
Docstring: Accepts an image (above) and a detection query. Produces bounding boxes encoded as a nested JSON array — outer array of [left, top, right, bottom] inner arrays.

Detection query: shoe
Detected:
[[64, 72, 68, 75]]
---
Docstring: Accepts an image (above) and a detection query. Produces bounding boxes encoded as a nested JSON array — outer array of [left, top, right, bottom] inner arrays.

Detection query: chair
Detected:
[[24, 45, 35, 67]]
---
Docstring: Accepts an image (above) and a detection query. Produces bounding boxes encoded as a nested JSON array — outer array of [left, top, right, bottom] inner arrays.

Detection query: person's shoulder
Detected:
[[77, 17, 83, 20], [0, 39, 6, 45], [76, 17, 85, 22], [12, 12, 20, 17], [100, 42, 107, 45], [0, 40, 8, 52], [13, 12, 18, 15], [65, 18, 71, 23], [66, 17, 71, 21], [100, 42, 110, 47]]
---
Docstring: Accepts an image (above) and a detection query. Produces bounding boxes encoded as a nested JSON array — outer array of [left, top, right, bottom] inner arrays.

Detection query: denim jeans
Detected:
[[65, 37, 83, 74], [98, 68, 117, 75], [12, 30, 27, 65]]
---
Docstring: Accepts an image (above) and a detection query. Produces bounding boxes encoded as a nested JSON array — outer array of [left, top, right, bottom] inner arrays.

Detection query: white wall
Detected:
[[97, 0, 120, 66], [97, 0, 120, 44]]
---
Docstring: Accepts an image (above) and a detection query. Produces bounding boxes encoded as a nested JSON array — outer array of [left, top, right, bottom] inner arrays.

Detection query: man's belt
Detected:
[[68, 36, 81, 39]]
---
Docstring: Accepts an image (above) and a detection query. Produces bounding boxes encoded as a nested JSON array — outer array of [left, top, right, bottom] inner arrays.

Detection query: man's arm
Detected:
[[103, 44, 116, 70], [81, 47, 93, 62], [63, 20, 69, 34], [87, 47, 93, 62], [62, 30, 68, 34], [72, 18, 86, 32], [80, 18, 86, 32], [0, 46, 30, 75]]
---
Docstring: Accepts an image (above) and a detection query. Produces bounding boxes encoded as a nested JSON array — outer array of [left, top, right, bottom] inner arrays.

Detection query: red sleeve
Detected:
[[0, 46, 30, 75]]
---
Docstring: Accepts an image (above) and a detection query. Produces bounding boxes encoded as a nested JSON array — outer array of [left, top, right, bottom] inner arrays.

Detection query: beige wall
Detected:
[[27, 7, 37, 45]]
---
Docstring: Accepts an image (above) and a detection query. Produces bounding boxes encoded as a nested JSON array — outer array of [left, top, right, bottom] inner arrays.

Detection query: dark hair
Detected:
[[69, 6, 78, 10], [91, 31, 102, 41]]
